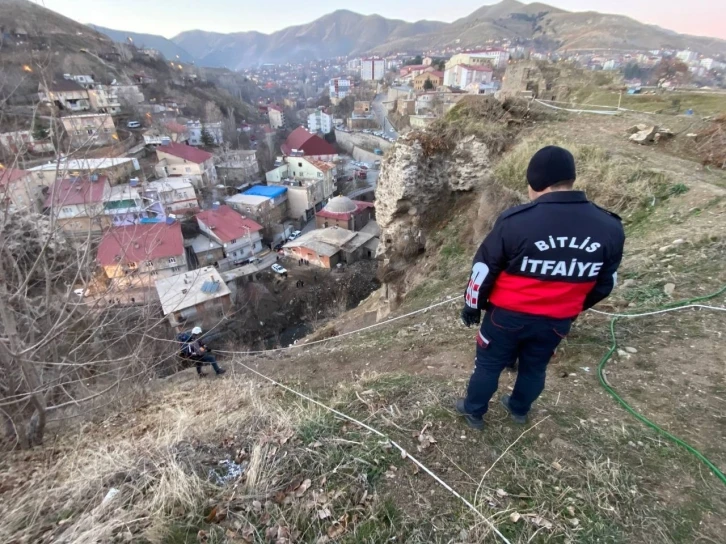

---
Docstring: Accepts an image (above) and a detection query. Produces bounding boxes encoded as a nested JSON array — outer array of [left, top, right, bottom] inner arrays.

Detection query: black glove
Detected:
[[460, 306, 481, 328]]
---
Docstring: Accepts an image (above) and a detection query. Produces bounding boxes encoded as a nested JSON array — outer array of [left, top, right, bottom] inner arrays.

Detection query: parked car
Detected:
[[126, 120, 141, 129], [271, 264, 287, 275], [288, 230, 302, 241]]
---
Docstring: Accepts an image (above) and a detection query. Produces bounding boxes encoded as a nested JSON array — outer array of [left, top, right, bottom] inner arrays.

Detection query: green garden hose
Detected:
[[596, 285, 726, 486]]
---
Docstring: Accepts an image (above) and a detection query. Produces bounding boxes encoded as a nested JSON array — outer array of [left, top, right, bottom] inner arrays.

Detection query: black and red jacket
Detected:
[[465, 191, 625, 319]]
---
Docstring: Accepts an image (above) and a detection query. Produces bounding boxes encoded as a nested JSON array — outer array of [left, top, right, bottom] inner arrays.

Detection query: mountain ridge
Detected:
[[83, 1, 726, 68]]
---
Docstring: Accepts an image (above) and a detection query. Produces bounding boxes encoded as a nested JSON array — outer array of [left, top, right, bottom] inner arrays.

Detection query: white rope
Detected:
[[235, 359, 512, 544], [533, 99, 620, 115], [588, 304, 726, 318], [216, 295, 464, 356]]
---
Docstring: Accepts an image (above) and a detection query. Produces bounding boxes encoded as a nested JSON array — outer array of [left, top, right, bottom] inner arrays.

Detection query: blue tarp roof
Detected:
[[243, 185, 288, 198]]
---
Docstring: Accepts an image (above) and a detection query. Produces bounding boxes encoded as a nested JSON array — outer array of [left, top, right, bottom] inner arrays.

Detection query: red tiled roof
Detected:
[[196, 205, 263, 243], [281, 127, 336, 157], [45, 176, 108, 208], [97, 222, 184, 266], [316, 200, 374, 221], [157, 142, 213, 163], [164, 121, 188, 133], [0, 168, 30, 187]]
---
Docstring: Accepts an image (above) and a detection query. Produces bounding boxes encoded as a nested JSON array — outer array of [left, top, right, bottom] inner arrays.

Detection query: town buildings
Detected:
[[196, 204, 264, 266], [45, 175, 111, 234], [280, 127, 337, 161], [268, 105, 285, 129], [329, 77, 352, 102], [283, 226, 378, 268], [361, 57, 386, 81], [443, 64, 493, 88], [308, 109, 334, 134], [155, 266, 232, 331], [61, 113, 118, 147], [413, 71, 444, 90], [38, 79, 90, 112], [97, 222, 187, 287], [28, 157, 141, 187], [187, 120, 223, 146], [155, 143, 217, 188], [215, 150, 260, 186], [315, 196, 374, 231], [143, 178, 199, 215], [225, 185, 289, 229], [0, 130, 55, 157], [0, 168, 41, 211], [446, 49, 509, 70]]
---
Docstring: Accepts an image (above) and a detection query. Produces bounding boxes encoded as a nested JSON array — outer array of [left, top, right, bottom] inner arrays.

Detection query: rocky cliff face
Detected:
[[374, 134, 496, 312]]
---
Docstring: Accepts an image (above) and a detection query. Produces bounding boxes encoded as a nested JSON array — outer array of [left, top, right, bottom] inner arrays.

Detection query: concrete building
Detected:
[[97, 222, 187, 286], [413, 71, 444, 91], [315, 196, 374, 231], [268, 105, 285, 129], [0, 130, 55, 157], [104, 184, 146, 227], [283, 226, 378, 268], [443, 64, 493, 88], [0, 168, 42, 211], [361, 57, 386, 81], [397, 99, 416, 116], [676, 50, 698, 63], [196, 205, 264, 266], [38, 79, 90, 112], [226, 184, 288, 227], [143, 178, 199, 215], [45, 175, 111, 234], [87, 84, 145, 114], [329, 77, 352, 101], [215, 150, 260, 186], [187, 120, 223, 146], [155, 266, 232, 331], [266, 156, 336, 223], [28, 157, 141, 187], [308, 109, 333, 134], [187, 233, 225, 267], [155, 143, 217, 188], [280, 127, 337, 161], [61, 113, 118, 147], [446, 49, 509, 70]]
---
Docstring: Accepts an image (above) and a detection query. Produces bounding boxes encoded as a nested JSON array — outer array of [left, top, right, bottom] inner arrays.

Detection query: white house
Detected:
[[144, 178, 199, 214], [186, 120, 223, 146], [307, 109, 333, 134], [361, 57, 385, 81]]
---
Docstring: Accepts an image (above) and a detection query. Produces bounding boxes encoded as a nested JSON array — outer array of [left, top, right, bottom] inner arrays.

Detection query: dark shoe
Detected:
[[455, 398, 484, 430], [216, 368, 227, 376], [500, 394, 527, 424]]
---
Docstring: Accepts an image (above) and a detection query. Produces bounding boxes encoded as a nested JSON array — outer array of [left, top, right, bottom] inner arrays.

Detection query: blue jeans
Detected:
[[195, 353, 222, 374], [464, 307, 572, 418]]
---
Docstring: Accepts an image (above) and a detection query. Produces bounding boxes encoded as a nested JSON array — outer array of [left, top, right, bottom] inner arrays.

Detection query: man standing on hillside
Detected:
[[456, 146, 625, 430]]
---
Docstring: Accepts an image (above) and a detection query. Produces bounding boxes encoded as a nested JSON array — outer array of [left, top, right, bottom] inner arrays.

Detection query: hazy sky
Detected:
[[39, 0, 726, 40]]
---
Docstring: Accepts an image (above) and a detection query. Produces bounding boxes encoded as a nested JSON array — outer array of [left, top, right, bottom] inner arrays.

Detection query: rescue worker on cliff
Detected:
[[456, 146, 625, 429]]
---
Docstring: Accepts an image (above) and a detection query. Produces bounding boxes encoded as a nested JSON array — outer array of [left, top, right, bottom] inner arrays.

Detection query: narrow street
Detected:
[[372, 93, 399, 140]]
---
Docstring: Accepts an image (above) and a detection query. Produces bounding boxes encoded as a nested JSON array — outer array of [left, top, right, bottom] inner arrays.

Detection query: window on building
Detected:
[[172, 266, 180, 273], [127, 262, 137, 270], [168, 257, 177, 264], [298, 162, 303, 168], [317, 172, 322, 177], [150, 270, 158, 276], [61, 207, 74, 214], [144, 260, 153, 267], [230, 239, 236, 244], [185, 167, 191, 173]]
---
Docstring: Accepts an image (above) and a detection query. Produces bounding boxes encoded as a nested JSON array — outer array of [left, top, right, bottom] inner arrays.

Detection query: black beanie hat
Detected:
[[526, 145, 577, 191]]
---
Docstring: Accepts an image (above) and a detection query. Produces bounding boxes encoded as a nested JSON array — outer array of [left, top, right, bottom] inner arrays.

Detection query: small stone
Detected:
[[622, 279, 635, 288], [664, 283, 676, 296], [625, 347, 638, 354], [672, 239, 686, 246], [658, 245, 671, 253]]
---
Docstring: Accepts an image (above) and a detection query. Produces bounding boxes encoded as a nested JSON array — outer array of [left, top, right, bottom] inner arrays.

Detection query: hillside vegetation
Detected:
[[2, 101, 726, 543]]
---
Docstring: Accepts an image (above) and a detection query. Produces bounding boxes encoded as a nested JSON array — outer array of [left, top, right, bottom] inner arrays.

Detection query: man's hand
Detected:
[[460, 307, 481, 328]]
